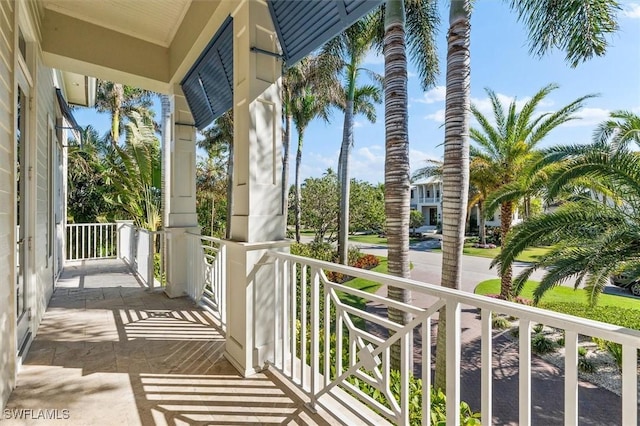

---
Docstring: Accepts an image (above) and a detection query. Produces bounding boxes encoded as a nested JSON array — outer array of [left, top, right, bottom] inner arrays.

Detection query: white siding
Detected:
[[0, 0, 14, 410], [32, 51, 56, 324]]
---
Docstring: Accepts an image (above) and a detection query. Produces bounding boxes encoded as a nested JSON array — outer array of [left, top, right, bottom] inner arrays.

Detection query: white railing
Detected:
[[416, 196, 441, 204], [186, 233, 227, 333], [118, 223, 165, 290], [66, 223, 117, 261], [263, 252, 640, 426]]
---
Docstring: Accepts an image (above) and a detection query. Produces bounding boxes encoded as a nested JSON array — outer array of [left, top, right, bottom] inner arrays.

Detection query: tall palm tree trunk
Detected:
[[110, 83, 124, 145], [338, 100, 355, 264], [435, 0, 471, 392], [384, 0, 411, 371], [499, 201, 514, 298], [295, 135, 304, 243], [478, 200, 487, 245], [282, 115, 292, 228]]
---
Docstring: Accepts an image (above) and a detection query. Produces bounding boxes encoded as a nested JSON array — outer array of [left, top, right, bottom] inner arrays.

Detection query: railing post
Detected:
[[446, 299, 461, 426], [622, 344, 638, 426], [481, 309, 493, 425], [309, 266, 320, 407], [519, 319, 532, 426], [148, 231, 155, 290]]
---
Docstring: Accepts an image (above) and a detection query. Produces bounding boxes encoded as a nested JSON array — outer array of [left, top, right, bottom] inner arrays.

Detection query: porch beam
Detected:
[[41, 10, 170, 93]]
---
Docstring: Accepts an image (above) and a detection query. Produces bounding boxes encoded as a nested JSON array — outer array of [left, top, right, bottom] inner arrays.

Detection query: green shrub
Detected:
[[578, 356, 597, 373], [605, 341, 623, 370], [539, 302, 640, 330], [577, 346, 587, 357], [492, 314, 511, 330], [531, 333, 555, 354], [355, 372, 480, 425], [533, 323, 544, 334]]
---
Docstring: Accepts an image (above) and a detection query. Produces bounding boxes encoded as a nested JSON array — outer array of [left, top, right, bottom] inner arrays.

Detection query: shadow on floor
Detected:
[[5, 259, 331, 426]]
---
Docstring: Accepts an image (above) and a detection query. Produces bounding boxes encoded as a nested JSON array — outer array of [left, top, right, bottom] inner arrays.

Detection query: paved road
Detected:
[[354, 240, 547, 292]]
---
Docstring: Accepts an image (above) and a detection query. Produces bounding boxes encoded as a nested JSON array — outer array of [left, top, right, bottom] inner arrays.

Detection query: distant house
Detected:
[[410, 177, 520, 230]]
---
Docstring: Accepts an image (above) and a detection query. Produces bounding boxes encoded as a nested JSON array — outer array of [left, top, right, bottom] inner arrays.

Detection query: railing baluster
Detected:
[[336, 304, 343, 380], [481, 308, 493, 425], [519, 319, 532, 426], [274, 258, 281, 368], [309, 266, 320, 405], [400, 333, 410, 425], [422, 318, 431, 426], [445, 300, 461, 426], [622, 344, 638, 426], [301, 264, 308, 391], [282, 258, 288, 371], [564, 330, 578, 426], [289, 260, 296, 381], [324, 280, 330, 387]]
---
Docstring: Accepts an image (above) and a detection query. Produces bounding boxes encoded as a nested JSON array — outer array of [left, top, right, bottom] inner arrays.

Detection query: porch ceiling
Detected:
[[41, 0, 191, 47]]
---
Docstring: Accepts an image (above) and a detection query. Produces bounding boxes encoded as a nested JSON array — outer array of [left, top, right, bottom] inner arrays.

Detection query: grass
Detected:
[[475, 279, 640, 310], [336, 257, 386, 309], [433, 244, 551, 262]]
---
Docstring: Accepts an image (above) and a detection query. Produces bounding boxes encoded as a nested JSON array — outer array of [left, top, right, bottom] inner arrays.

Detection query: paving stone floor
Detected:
[[4, 260, 333, 426]]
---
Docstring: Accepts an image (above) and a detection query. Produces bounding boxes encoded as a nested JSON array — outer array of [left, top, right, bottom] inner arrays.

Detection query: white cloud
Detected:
[[470, 93, 532, 117], [425, 109, 445, 123], [407, 70, 417, 78], [622, 3, 640, 18], [409, 149, 441, 173], [416, 85, 446, 104], [353, 120, 364, 128], [363, 49, 384, 65], [561, 107, 611, 127]]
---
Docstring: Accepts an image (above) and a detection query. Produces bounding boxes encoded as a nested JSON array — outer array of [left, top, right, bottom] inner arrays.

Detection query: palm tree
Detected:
[[104, 111, 162, 231], [323, 19, 382, 264], [372, 0, 439, 370], [281, 55, 341, 243], [473, 84, 595, 299], [493, 142, 640, 306], [95, 80, 154, 145], [594, 110, 640, 152], [436, 0, 619, 391], [198, 111, 233, 238]]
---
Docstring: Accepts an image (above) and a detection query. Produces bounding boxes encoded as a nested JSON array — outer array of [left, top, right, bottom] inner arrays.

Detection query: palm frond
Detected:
[[509, 0, 620, 67]]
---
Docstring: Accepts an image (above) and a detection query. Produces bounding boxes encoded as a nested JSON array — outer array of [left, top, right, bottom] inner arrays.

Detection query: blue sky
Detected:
[[73, 0, 640, 185]]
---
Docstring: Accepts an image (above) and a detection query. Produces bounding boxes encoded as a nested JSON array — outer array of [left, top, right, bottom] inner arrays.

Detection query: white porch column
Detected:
[[164, 87, 199, 298], [224, 0, 288, 376]]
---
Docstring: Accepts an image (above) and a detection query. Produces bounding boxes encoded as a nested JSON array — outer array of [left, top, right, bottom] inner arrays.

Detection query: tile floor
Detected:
[[3, 260, 335, 425]]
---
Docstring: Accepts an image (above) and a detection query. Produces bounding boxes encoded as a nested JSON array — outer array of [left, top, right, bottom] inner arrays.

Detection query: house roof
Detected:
[[411, 176, 442, 186]]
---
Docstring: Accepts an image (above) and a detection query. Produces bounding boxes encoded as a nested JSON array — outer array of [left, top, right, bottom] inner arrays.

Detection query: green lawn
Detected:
[[475, 279, 640, 330], [432, 245, 551, 262], [336, 258, 386, 309], [475, 279, 640, 310]]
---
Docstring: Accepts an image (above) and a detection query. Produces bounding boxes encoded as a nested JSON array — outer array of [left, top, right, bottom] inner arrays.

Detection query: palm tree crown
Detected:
[[494, 141, 640, 306], [472, 83, 596, 298]]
